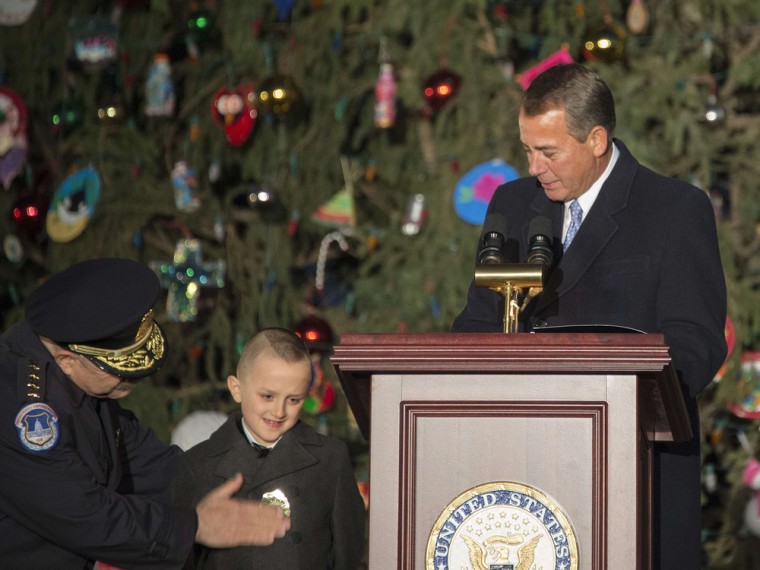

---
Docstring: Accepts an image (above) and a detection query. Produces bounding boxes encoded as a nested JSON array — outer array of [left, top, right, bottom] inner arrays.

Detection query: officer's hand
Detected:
[[195, 473, 290, 548]]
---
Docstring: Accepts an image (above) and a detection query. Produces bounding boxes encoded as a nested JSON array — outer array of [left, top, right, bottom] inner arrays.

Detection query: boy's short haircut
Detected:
[[237, 328, 310, 376]]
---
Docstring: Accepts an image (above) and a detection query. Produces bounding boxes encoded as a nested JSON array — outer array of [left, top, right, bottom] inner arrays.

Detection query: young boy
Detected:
[[172, 328, 366, 569]]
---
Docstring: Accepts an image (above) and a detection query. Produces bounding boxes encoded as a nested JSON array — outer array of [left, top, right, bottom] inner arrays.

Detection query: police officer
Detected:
[[0, 258, 289, 569]]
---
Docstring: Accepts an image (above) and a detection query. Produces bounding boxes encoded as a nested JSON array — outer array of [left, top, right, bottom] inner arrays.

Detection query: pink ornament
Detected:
[[374, 63, 396, 128], [518, 46, 574, 90], [0, 87, 28, 190]]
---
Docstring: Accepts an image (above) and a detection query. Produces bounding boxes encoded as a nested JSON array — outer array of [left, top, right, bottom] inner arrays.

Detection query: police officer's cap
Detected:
[[26, 258, 167, 378]]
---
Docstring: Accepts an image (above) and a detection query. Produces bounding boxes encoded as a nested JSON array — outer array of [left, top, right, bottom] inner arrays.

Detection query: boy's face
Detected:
[[227, 350, 311, 446]]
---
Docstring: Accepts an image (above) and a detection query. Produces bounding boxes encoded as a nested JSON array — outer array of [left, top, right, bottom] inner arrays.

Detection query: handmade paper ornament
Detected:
[[0, 86, 29, 190], [453, 159, 519, 225], [211, 84, 257, 146], [11, 190, 48, 237], [729, 352, 760, 419], [145, 53, 175, 117], [422, 68, 461, 115], [68, 16, 119, 71], [517, 45, 574, 90], [582, 18, 627, 64], [3, 234, 23, 263], [311, 188, 355, 230], [150, 238, 226, 322], [302, 356, 336, 415], [257, 75, 304, 124], [46, 165, 101, 243], [0, 0, 37, 25], [171, 160, 200, 213], [374, 62, 396, 128]]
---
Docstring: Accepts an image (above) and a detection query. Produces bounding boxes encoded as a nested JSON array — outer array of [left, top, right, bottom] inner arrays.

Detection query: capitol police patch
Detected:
[[426, 481, 579, 570], [15, 403, 60, 453]]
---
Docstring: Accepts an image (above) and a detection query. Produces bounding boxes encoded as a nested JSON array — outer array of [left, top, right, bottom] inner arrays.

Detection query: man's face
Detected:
[[61, 353, 137, 399], [519, 106, 606, 203], [227, 351, 311, 446]]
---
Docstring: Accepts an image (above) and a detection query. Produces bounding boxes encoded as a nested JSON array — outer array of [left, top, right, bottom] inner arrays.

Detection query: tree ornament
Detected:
[[313, 190, 353, 230], [46, 165, 101, 243], [517, 45, 574, 90], [582, 17, 627, 64], [68, 16, 119, 72], [293, 314, 335, 353], [0, 0, 37, 25], [144, 53, 175, 117], [422, 68, 461, 115], [625, 0, 649, 34], [3, 234, 23, 263], [150, 238, 226, 322], [171, 160, 200, 213], [374, 62, 396, 128], [272, 0, 296, 21], [401, 193, 428, 236], [11, 189, 48, 237], [301, 356, 336, 415], [0, 86, 28, 190], [454, 159, 519, 225], [171, 410, 227, 451], [703, 91, 725, 125], [729, 352, 760, 419], [742, 457, 760, 537], [211, 83, 257, 146], [713, 316, 736, 381], [257, 74, 304, 125]]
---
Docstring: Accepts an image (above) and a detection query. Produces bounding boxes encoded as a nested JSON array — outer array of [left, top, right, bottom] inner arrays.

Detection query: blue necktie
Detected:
[[563, 200, 583, 252]]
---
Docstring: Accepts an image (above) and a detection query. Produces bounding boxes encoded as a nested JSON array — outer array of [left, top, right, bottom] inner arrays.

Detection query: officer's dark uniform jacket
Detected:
[[0, 321, 197, 569]]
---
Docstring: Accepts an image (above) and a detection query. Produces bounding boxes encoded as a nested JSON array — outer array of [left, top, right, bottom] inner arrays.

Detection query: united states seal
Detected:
[[426, 481, 579, 570]]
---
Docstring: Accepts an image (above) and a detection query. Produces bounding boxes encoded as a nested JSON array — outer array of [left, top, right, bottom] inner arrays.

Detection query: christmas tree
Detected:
[[1, 0, 759, 565]]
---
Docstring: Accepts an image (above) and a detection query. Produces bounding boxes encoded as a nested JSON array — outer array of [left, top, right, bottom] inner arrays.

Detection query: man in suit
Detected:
[[171, 328, 366, 569], [0, 258, 289, 569], [451, 63, 727, 568]]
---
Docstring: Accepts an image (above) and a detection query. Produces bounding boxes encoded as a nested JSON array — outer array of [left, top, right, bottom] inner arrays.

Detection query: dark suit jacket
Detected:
[[0, 321, 197, 569], [172, 412, 366, 569], [451, 139, 727, 566]]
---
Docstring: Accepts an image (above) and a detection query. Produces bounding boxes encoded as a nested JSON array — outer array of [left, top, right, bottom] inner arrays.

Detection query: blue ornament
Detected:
[[453, 159, 519, 225], [273, 0, 296, 21]]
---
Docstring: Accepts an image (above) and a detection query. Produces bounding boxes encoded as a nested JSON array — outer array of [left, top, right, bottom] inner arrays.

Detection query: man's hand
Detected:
[[195, 473, 290, 548]]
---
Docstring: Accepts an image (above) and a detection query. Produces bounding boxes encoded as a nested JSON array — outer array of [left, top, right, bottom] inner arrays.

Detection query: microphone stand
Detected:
[[474, 263, 544, 333]]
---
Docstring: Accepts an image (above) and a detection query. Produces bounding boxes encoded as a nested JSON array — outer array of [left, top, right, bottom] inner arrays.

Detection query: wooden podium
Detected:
[[331, 332, 690, 570]]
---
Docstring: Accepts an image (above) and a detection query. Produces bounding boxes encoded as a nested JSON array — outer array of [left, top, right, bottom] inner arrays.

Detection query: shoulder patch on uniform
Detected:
[[15, 402, 60, 453]]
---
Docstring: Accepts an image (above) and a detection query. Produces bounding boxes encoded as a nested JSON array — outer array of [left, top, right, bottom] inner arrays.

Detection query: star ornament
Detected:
[[150, 239, 225, 322]]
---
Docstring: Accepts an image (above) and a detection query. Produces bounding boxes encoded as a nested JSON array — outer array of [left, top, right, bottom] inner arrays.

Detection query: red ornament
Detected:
[[422, 68, 461, 114], [293, 314, 334, 353], [11, 191, 49, 237], [211, 83, 257, 146]]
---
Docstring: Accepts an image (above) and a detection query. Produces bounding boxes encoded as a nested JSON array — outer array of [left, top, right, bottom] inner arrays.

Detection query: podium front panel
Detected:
[[368, 372, 640, 570]]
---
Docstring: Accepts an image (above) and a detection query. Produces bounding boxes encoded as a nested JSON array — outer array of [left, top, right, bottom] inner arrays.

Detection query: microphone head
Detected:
[[527, 215, 553, 267], [528, 215, 552, 240], [479, 213, 507, 264], [483, 212, 507, 237]]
